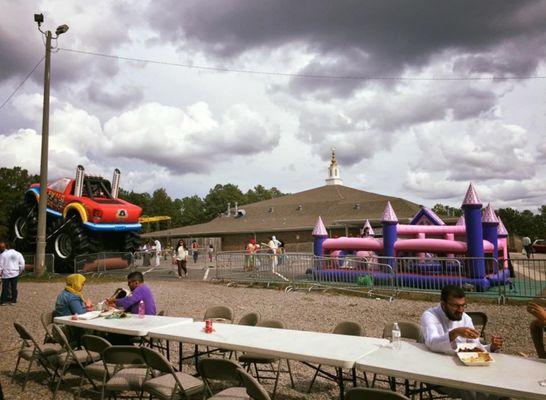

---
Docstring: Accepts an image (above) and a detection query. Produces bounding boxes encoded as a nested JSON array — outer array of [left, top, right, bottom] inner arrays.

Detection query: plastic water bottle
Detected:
[[392, 322, 401, 350], [138, 300, 145, 319]]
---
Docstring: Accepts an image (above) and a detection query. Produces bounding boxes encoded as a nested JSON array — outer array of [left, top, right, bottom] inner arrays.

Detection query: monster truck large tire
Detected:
[[10, 202, 38, 253], [51, 220, 93, 273], [124, 231, 141, 253]]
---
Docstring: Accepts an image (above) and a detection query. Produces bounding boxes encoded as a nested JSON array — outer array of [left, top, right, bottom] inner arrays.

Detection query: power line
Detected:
[[0, 56, 45, 111], [60, 47, 546, 81]]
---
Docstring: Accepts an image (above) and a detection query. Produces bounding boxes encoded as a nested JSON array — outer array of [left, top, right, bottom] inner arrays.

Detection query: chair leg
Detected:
[[11, 355, 22, 383], [371, 372, 377, 388], [272, 359, 282, 399], [21, 357, 34, 391], [53, 361, 70, 400], [254, 363, 261, 382], [307, 364, 321, 393], [362, 370, 369, 387], [286, 359, 295, 388]]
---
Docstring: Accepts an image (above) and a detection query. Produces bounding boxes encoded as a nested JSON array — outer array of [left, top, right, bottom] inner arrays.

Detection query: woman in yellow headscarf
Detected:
[[54, 274, 92, 316]]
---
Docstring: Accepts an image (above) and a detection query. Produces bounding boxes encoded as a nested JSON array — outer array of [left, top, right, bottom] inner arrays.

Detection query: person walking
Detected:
[[174, 239, 188, 278], [522, 236, 533, 259], [207, 242, 214, 263], [153, 238, 162, 267], [0, 242, 25, 306], [191, 240, 200, 263]]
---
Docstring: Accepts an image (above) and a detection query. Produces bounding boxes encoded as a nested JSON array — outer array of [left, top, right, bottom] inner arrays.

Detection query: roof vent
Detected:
[[353, 203, 360, 210], [235, 209, 246, 218], [268, 207, 274, 213], [297, 204, 303, 211]]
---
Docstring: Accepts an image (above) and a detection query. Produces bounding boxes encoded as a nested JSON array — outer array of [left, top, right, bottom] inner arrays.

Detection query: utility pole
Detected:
[[34, 14, 69, 276], [35, 29, 51, 277]]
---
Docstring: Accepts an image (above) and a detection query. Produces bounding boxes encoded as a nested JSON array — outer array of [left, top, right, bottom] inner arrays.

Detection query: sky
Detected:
[[1, 0, 546, 213]]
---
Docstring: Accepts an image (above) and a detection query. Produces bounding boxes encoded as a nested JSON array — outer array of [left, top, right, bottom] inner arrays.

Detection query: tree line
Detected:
[[0, 166, 544, 240], [0, 166, 285, 237], [433, 203, 546, 240]]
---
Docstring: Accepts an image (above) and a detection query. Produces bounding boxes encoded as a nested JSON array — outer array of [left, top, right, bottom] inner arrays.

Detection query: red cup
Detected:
[[205, 319, 213, 333]]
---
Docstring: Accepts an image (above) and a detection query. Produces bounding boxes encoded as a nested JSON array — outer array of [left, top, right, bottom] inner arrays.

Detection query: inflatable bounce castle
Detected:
[[311, 184, 510, 292]]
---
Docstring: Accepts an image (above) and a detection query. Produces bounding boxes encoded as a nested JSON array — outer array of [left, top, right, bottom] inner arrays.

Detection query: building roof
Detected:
[[145, 184, 421, 237]]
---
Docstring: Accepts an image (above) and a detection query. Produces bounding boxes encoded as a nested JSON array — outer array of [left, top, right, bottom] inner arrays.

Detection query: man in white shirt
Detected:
[[0, 242, 26, 306], [421, 285, 504, 400], [154, 239, 162, 267]]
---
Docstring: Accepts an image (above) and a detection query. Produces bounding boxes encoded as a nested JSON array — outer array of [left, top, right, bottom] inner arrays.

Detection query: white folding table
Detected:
[[148, 321, 388, 398], [355, 341, 546, 400], [54, 314, 193, 337]]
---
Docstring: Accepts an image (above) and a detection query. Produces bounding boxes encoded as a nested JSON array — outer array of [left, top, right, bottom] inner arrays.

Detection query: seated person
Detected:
[[107, 271, 156, 315], [105, 271, 156, 345], [421, 285, 504, 400], [54, 274, 92, 347], [527, 302, 546, 359], [54, 273, 92, 316]]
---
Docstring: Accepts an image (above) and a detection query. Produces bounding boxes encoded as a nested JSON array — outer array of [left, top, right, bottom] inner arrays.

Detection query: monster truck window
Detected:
[[49, 178, 72, 193], [83, 178, 113, 199]]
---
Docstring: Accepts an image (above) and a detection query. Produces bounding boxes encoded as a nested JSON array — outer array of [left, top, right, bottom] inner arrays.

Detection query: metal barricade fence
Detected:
[[215, 250, 292, 284], [504, 257, 546, 300], [22, 253, 56, 275], [74, 252, 134, 276]]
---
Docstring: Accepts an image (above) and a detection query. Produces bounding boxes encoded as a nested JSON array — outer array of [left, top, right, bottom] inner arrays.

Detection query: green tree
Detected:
[[0, 167, 39, 240], [203, 184, 245, 221], [432, 203, 463, 217], [244, 185, 285, 204], [175, 195, 206, 226], [147, 188, 177, 218], [119, 189, 152, 215]]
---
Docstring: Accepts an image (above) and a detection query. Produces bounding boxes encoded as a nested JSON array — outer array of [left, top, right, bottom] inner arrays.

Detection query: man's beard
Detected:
[[445, 308, 463, 321]]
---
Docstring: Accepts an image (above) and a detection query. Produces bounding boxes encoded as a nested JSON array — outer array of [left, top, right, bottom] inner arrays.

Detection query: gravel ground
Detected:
[[0, 278, 538, 400]]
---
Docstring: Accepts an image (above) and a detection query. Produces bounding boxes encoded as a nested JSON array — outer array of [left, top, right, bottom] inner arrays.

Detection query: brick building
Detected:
[[144, 150, 421, 251]]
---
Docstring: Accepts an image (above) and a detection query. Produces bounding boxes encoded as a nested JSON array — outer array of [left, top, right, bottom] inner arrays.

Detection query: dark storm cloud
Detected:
[[0, 2, 140, 104], [147, 0, 546, 97]]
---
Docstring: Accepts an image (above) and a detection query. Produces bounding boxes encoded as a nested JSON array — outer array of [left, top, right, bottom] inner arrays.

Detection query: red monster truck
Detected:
[[10, 166, 142, 272]]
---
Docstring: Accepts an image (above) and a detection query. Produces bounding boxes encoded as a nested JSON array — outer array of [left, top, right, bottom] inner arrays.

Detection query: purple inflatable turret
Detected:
[[361, 219, 375, 237], [482, 203, 499, 260], [381, 202, 398, 268], [462, 183, 485, 278], [312, 216, 328, 258], [497, 218, 508, 238]]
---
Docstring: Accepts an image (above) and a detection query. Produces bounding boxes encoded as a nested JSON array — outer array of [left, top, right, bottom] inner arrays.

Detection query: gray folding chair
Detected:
[[197, 357, 248, 399], [373, 322, 427, 397], [238, 368, 272, 400], [238, 320, 294, 398], [226, 312, 262, 359], [466, 311, 488, 342], [196, 305, 235, 360], [40, 311, 56, 344], [238, 312, 261, 326], [346, 387, 410, 400], [49, 324, 98, 399], [12, 322, 60, 391], [308, 321, 365, 393], [204, 305, 235, 323], [141, 347, 204, 399], [101, 346, 148, 400], [77, 334, 112, 399]]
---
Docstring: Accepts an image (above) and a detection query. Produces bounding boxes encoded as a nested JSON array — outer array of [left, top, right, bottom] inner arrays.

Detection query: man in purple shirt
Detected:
[[111, 271, 156, 315], [105, 271, 156, 345]]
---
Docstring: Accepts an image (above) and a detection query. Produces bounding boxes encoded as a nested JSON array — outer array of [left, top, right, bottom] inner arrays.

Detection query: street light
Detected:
[[34, 13, 69, 276]]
